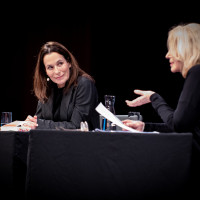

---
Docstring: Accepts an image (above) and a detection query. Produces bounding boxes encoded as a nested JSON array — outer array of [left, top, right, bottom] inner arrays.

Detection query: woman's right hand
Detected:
[[125, 89, 155, 107], [122, 119, 145, 132]]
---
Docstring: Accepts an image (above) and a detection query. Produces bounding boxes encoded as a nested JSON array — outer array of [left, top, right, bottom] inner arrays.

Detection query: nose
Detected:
[[54, 66, 60, 74], [165, 51, 170, 59]]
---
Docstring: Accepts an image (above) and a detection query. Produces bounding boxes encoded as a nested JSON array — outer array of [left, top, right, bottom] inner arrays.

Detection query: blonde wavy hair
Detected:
[[167, 23, 200, 78]]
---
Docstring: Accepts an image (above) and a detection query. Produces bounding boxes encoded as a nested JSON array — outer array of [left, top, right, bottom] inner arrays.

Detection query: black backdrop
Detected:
[[1, 3, 199, 123]]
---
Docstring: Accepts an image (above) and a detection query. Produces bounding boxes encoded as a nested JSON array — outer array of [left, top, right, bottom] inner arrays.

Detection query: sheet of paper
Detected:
[[0, 120, 31, 131], [95, 102, 140, 132]]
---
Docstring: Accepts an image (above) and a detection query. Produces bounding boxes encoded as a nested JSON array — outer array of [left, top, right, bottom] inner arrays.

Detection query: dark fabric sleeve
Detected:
[[150, 65, 200, 133], [150, 93, 175, 130], [35, 101, 43, 118], [172, 66, 200, 131]]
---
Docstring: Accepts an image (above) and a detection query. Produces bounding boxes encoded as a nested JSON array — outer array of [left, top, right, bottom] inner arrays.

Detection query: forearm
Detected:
[[37, 118, 79, 129], [150, 93, 175, 130]]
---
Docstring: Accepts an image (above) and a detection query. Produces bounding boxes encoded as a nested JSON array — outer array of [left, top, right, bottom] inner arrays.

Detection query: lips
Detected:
[[55, 75, 63, 79]]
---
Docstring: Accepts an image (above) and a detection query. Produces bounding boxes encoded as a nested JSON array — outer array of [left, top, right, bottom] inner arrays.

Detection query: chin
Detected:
[[170, 67, 177, 73]]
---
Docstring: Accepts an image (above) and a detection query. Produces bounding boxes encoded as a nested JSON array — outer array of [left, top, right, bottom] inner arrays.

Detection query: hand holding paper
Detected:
[[95, 102, 140, 132]]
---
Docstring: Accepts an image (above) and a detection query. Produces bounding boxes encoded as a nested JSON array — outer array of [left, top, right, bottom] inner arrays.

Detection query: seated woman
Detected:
[[124, 23, 200, 137], [25, 41, 99, 130], [123, 23, 200, 192]]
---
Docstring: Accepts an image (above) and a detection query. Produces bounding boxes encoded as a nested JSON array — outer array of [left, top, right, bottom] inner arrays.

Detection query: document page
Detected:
[[0, 120, 31, 131], [95, 102, 140, 132]]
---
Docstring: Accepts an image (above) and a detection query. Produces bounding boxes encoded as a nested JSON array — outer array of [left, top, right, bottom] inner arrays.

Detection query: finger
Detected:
[[26, 115, 33, 121], [122, 119, 128, 123], [125, 100, 133, 107], [122, 119, 132, 123], [25, 115, 31, 121], [125, 98, 142, 107], [125, 100, 136, 107], [27, 115, 37, 123], [134, 89, 145, 96], [23, 122, 38, 127]]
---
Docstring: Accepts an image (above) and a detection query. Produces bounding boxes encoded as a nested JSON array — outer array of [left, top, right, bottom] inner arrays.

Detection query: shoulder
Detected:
[[76, 76, 97, 95], [187, 64, 200, 75], [77, 76, 95, 86], [185, 64, 200, 87]]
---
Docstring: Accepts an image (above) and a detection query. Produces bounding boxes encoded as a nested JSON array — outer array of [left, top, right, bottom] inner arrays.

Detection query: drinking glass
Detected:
[[1, 112, 12, 126]]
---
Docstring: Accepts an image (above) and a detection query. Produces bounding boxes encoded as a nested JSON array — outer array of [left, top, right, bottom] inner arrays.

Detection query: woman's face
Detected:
[[165, 51, 183, 73], [43, 52, 71, 88]]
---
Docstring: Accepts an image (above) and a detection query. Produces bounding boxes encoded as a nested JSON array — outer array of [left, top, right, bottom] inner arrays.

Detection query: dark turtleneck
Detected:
[[53, 86, 64, 121]]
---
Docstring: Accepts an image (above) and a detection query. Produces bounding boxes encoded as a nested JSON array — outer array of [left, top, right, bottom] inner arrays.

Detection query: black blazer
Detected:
[[35, 76, 100, 130]]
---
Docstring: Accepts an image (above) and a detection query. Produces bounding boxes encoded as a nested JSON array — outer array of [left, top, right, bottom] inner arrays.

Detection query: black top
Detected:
[[150, 64, 200, 148], [53, 87, 64, 121], [35, 76, 100, 130]]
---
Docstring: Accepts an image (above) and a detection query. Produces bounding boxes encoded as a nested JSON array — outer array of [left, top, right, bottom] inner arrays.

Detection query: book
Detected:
[[0, 120, 31, 132]]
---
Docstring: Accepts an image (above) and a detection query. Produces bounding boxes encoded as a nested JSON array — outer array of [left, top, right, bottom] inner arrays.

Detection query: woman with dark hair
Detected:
[[25, 41, 99, 130]]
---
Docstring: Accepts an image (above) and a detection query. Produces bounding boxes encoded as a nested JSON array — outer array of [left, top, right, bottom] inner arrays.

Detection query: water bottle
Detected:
[[104, 95, 116, 131]]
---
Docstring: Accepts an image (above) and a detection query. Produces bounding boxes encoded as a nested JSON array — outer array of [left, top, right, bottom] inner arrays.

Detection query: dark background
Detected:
[[1, 3, 199, 123]]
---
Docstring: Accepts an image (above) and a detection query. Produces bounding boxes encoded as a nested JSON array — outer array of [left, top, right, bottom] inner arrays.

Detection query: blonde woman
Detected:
[[123, 23, 200, 191], [124, 23, 200, 134]]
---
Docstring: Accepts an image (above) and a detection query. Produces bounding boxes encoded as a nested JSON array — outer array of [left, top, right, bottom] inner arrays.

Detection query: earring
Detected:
[[47, 77, 50, 81]]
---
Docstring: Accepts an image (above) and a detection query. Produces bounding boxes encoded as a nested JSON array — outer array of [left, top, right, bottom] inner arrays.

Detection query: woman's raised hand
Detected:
[[125, 89, 155, 107]]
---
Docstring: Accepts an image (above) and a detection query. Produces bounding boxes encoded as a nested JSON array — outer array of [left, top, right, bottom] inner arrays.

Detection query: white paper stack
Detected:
[[1, 121, 31, 132]]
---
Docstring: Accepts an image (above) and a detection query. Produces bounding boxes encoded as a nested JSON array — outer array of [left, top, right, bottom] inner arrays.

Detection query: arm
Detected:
[[151, 65, 200, 132]]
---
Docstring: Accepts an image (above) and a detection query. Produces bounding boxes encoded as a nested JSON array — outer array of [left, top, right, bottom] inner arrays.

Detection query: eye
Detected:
[[46, 65, 53, 70], [57, 61, 64, 66]]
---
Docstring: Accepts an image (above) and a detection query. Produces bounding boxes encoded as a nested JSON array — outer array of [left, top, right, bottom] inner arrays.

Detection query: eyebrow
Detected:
[[45, 59, 64, 67], [56, 59, 64, 63]]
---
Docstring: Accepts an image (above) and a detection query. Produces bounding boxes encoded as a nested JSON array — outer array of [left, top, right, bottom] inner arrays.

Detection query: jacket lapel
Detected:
[[60, 86, 74, 120], [42, 90, 54, 119]]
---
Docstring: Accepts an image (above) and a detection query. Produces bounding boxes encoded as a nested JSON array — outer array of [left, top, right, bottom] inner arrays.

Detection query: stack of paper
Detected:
[[1, 121, 31, 132]]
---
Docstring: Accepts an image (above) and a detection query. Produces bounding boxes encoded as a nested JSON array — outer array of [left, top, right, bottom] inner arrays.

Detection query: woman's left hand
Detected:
[[125, 89, 155, 107]]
